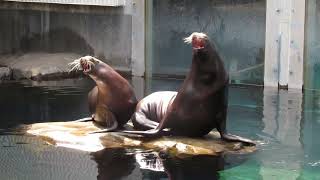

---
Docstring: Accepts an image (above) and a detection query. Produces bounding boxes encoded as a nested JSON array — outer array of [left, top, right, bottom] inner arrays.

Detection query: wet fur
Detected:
[[69, 56, 137, 132], [121, 33, 255, 145]]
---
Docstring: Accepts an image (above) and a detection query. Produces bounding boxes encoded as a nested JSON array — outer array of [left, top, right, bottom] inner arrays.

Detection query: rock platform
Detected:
[[26, 121, 256, 158]]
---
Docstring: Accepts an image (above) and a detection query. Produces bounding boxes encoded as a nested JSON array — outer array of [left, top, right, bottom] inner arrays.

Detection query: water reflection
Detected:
[[262, 88, 303, 147], [302, 89, 320, 174], [259, 88, 304, 179], [0, 79, 93, 129], [161, 155, 224, 180], [91, 148, 137, 180], [91, 148, 249, 180], [135, 152, 164, 172]]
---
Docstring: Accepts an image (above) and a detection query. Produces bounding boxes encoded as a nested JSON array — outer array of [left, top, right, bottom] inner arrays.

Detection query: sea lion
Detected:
[[122, 32, 255, 145], [68, 56, 137, 131]]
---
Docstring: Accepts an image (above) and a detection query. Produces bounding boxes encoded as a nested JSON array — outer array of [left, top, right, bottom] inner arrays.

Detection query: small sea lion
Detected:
[[69, 56, 137, 131]]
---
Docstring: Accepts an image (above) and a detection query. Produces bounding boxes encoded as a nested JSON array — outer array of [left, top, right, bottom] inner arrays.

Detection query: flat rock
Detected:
[[0, 67, 12, 80], [0, 53, 81, 80], [0, 53, 130, 81], [26, 121, 256, 157]]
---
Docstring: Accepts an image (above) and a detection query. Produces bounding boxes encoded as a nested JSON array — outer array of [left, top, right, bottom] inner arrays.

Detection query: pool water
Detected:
[[0, 78, 319, 180]]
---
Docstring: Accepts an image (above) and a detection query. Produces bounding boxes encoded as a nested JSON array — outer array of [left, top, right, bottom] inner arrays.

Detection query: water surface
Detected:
[[0, 78, 319, 179]]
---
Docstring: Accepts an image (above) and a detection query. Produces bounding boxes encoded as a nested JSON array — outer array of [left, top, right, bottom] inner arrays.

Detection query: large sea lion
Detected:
[[68, 56, 137, 131], [122, 32, 254, 145]]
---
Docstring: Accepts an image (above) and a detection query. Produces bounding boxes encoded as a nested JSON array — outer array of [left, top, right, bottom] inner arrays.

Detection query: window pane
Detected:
[[149, 0, 266, 85], [304, 0, 320, 90]]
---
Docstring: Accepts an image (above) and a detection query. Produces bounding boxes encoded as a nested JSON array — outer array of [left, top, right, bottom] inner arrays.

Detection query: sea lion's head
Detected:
[[184, 32, 227, 82], [184, 32, 209, 51], [184, 32, 215, 64], [68, 56, 102, 74]]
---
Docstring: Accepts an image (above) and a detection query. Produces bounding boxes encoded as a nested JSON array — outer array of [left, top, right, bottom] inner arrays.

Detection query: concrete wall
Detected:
[[0, 2, 132, 69]]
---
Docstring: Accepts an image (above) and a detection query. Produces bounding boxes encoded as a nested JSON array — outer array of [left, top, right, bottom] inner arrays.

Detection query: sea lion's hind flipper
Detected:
[[117, 129, 162, 138], [89, 120, 118, 134], [220, 133, 256, 146], [73, 117, 93, 122], [89, 107, 119, 134], [216, 111, 255, 146]]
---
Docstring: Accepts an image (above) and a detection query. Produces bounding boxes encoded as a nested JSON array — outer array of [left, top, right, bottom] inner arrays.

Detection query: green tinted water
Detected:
[[0, 78, 319, 179]]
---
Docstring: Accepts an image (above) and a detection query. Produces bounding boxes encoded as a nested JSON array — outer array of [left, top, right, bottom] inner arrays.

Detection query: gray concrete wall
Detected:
[[0, 2, 132, 69]]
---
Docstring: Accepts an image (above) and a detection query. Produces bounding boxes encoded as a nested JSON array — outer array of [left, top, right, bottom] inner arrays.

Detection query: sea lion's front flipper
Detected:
[[89, 120, 118, 134], [89, 107, 118, 134], [88, 86, 98, 114], [220, 132, 255, 146]]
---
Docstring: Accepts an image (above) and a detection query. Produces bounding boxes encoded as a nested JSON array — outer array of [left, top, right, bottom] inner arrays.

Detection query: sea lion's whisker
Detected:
[[184, 36, 192, 44], [68, 56, 99, 73], [70, 61, 79, 67], [68, 62, 77, 68], [69, 64, 79, 72], [68, 59, 83, 72], [68, 60, 80, 67], [77, 65, 82, 71]]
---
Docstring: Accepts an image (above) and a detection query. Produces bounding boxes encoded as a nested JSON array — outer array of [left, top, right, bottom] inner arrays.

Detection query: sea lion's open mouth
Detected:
[[81, 60, 92, 73], [192, 36, 205, 50], [68, 56, 108, 76], [68, 56, 101, 74]]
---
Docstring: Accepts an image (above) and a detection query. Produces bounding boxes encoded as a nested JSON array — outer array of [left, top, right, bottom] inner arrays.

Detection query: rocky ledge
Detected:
[[0, 67, 12, 80], [0, 53, 130, 81]]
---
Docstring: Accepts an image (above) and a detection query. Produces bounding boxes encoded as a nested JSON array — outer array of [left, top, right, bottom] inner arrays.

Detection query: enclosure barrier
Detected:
[[3, 0, 125, 6], [1, 0, 310, 89]]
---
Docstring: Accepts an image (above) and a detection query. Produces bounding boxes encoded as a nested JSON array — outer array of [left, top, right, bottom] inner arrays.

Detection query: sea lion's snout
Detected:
[[68, 56, 102, 74], [192, 36, 205, 50], [80, 59, 91, 74]]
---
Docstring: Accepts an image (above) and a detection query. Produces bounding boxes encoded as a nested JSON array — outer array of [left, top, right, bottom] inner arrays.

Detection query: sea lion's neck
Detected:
[[89, 63, 115, 82], [190, 47, 219, 81], [178, 44, 228, 94], [89, 62, 134, 99]]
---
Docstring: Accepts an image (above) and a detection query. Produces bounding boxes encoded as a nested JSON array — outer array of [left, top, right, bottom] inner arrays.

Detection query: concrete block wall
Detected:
[[0, 2, 133, 70]]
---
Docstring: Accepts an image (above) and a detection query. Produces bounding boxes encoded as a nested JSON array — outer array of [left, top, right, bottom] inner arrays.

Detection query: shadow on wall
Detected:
[[19, 27, 94, 56]]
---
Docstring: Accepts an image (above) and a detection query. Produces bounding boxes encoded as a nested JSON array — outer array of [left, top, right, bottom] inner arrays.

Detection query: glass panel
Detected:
[[304, 0, 320, 90], [148, 0, 266, 85], [0, 3, 131, 70]]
